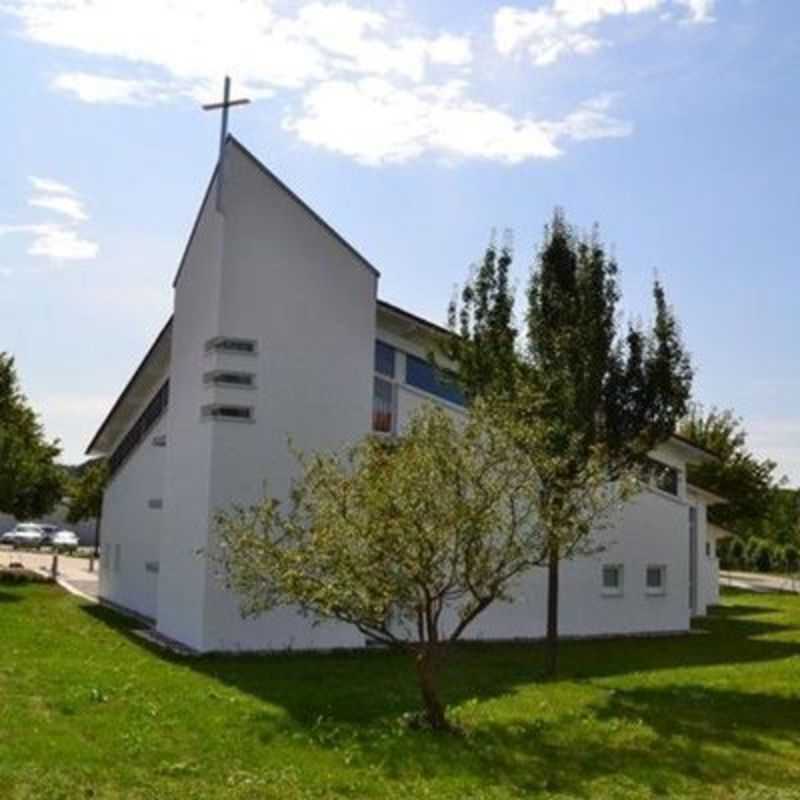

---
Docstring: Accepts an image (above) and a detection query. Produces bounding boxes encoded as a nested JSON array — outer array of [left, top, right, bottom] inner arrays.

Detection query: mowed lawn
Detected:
[[2, 585, 800, 800]]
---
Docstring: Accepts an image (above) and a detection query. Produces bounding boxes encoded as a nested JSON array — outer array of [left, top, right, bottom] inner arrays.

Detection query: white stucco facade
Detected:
[[88, 137, 724, 653]]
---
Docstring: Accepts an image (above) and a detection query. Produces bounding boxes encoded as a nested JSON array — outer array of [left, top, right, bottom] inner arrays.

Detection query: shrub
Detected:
[[745, 538, 775, 573], [0, 567, 51, 584], [783, 544, 799, 573], [719, 537, 744, 569]]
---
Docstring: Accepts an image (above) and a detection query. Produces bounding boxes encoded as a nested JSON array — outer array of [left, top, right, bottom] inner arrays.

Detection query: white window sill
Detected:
[[602, 589, 624, 598], [646, 589, 667, 597]]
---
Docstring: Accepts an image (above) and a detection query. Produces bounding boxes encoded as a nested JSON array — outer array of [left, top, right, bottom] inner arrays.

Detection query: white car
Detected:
[[0, 523, 44, 549], [50, 530, 80, 553]]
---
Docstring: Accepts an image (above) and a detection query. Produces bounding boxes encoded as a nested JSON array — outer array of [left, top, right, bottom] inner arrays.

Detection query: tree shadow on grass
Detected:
[[77, 592, 800, 796], [0, 589, 22, 603], [77, 591, 800, 726]]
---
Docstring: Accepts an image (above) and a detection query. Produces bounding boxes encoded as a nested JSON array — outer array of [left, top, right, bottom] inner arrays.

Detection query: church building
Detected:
[[87, 137, 726, 653]]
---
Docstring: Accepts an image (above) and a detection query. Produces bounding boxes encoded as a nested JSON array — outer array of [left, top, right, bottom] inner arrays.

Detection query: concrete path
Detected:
[[0, 547, 99, 600], [721, 570, 800, 594]]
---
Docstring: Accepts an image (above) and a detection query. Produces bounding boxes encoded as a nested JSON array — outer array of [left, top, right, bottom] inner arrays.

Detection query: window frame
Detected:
[[374, 340, 396, 379], [645, 564, 667, 596], [372, 375, 398, 435], [645, 457, 681, 498], [601, 564, 624, 597], [203, 369, 257, 389], [204, 336, 258, 356], [405, 352, 466, 408], [201, 404, 255, 423]]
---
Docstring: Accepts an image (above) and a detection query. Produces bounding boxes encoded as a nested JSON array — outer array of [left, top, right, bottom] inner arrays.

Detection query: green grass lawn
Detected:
[[1, 585, 800, 800]]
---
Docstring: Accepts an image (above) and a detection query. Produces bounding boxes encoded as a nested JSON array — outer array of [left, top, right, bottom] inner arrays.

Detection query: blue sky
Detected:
[[1, 0, 799, 483]]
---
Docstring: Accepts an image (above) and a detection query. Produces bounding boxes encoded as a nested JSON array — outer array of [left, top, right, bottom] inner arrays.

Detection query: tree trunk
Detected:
[[545, 539, 560, 678], [93, 514, 102, 561], [414, 648, 448, 731]]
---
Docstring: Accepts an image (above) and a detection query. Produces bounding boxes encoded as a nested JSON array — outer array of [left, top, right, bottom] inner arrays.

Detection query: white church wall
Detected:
[[91, 138, 720, 653], [465, 488, 692, 641], [156, 180, 225, 651], [99, 413, 166, 621], [693, 502, 719, 615], [198, 142, 378, 652]]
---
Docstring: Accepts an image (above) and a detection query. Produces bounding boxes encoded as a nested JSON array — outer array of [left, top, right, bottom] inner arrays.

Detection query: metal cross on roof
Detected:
[[202, 76, 251, 212]]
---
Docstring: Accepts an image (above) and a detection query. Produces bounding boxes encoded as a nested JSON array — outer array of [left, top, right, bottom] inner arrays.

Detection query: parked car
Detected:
[[0, 523, 44, 549], [50, 530, 79, 553], [39, 524, 59, 547]]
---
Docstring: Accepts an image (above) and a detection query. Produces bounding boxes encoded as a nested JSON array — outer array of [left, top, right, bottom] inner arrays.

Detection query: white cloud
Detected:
[[0, 224, 99, 261], [3, 0, 472, 99], [29, 176, 74, 195], [494, 0, 712, 65], [29, 193, 87, 222], [547, 93, 633, 140], [2, 0, 638, 165], [52, 72, 174, 105], [427, 33, 473, 67], [494, 6, 605, 65], [28, 225, 98, 260], [675, 0, 716, 24], [285, 79, 630, 165], [1, 177, 97, 261]]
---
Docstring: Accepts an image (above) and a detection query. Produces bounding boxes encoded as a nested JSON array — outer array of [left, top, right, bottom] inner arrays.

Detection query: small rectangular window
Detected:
[[201, 404, 254, 422], [373, 377, 395, 433], [646, 565, 667, 595], [205, 337, 257, 355], [375, 340, 396, 378], [203, 370, 256, 388], [647, 458, 680, 496], [602, 564, 624, 596], [147, 498, 163, 510], [145, 561, 160, 574]]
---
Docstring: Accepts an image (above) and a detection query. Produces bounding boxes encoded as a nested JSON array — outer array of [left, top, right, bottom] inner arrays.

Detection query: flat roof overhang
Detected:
[[85, 318, 173, 456]]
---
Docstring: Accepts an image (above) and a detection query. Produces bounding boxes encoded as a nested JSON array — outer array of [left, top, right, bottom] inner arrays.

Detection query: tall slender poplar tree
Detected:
[[449, 211, 694, 676]]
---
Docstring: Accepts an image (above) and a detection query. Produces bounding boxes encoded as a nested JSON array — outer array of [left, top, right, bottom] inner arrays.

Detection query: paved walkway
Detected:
[[721, 570, 800, 594], [0, 547, 99, 600]]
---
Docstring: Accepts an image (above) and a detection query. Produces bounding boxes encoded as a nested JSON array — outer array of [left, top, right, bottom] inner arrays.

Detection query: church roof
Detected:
[[171, 136, 380, 288]]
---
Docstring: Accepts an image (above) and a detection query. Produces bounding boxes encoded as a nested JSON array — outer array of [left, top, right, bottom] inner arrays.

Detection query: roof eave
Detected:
[[85, 317, 174, 456]]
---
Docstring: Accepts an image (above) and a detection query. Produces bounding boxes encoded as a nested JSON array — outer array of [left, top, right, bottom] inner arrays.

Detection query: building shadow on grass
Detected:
[[77, 592, 800, 796]]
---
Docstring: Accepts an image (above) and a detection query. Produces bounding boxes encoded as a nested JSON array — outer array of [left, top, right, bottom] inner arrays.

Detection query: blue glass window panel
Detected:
[[405, 354, 465, 407], [375, 340, 396, 378]]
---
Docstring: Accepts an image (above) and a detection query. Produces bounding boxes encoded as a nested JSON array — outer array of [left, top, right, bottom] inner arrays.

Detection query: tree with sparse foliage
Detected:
[[449, 210, 693, 676], [66, 458, 108, 555], [216, 403, 630, 731], [0, 353, 63, 519]]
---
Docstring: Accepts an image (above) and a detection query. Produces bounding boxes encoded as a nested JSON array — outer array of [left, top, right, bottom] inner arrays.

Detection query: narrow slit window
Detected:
[[204, 370, 256, 388], [202, 404, 254, 421], [205, 337, 258, 355]]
